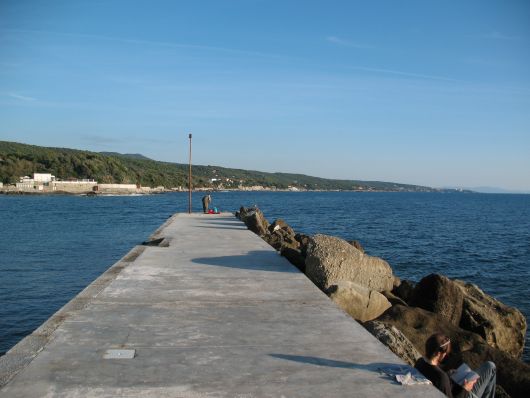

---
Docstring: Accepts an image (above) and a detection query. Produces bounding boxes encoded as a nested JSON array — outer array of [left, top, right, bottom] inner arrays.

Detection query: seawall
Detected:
[[0, 213, 443, 397]]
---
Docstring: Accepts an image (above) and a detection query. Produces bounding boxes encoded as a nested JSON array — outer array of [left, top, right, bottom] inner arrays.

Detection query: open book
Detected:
[[450, 363, 480, 386]]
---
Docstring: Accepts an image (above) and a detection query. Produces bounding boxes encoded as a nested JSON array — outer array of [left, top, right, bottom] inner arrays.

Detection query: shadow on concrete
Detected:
[[191, 251, 298, 273], [195, 226, 246, 230], [197, 219, 245, 227], [269, 354, 409, 377]]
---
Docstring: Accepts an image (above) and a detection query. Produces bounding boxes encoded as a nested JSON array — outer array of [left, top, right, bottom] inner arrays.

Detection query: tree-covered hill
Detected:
[[0, 141, 454, 192]]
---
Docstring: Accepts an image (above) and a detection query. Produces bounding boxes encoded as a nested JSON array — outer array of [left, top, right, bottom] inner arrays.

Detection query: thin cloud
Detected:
[[3, 28, 288, 60], [326, 36, 372, 49], [81, 134, 125, 145], [350, 66, 459, 82], [476, 31, 520, 41], [8, 92, 37, 101]]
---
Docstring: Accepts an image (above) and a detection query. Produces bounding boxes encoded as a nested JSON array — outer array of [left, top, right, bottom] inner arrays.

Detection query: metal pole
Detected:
[[188, 133, 192, 214]]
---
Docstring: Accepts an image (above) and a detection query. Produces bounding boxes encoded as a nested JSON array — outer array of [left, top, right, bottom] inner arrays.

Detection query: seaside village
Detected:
[[1, 173, 307, 194], [0, 173, 310, 195], [2, 173, 166, 195]]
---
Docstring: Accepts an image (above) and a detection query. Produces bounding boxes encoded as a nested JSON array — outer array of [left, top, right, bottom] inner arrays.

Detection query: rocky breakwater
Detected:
[[236, 206, 529, 398]]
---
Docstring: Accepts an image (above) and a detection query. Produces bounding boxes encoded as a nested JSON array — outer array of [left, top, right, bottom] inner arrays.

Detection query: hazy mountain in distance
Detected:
[[445, 186, 530, 194]]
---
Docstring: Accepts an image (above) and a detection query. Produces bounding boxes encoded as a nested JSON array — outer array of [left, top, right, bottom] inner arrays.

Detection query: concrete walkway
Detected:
[[0, 213, 443, 397]]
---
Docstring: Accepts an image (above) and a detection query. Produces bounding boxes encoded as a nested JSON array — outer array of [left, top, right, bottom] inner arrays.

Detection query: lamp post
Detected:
[[188, 133, 192, 214]]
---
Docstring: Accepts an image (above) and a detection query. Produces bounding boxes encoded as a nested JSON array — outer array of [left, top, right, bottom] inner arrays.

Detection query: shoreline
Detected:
[[0, 188, 475, 196]]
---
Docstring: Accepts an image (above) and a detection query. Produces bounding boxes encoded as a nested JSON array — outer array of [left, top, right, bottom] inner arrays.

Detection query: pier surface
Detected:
[[0, 213, 442, 397]]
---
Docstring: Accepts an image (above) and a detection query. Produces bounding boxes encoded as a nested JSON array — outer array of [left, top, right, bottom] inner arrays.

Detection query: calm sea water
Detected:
[[1, 192, 529, 362]]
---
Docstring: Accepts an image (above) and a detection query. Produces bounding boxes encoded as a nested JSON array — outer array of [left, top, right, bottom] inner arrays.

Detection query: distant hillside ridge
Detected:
[[0, 140, 462, 192], [99, 152, 152, 160]]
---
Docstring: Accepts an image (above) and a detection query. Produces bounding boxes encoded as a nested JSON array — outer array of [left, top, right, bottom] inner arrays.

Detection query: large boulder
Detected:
[[410, 274, 464, 325], [347, 240, 365, 253], [392, 279, 416, 305], [264, 221, 299, 251], [268, 219, 295, 237], [382, 290, 408, 307], [305, 234, 394, 292], [238, 207, 270, 237], [455, 280, 527, 359], [363, 320, 421, 366], [461, 342, 530, 398], [295, 233, 311, 256], [377, 305, 483, 357], [375, 305, 530, 398], [408, 274, 527, 359], [280, 247, 305, 272], [326, 281, 391, 322]]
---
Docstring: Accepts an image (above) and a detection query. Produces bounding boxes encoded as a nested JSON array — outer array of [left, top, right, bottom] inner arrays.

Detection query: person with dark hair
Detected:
[[415, 333, 496, 398]]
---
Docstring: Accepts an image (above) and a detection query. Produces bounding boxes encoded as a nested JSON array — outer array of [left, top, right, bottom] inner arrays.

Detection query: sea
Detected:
[[1, 192, 529, 362]]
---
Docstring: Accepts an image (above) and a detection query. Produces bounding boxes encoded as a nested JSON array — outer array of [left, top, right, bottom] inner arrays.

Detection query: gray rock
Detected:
[[326, 281, 391, 322], [305, 234, 394, 292], [363, 320, 421, 366]]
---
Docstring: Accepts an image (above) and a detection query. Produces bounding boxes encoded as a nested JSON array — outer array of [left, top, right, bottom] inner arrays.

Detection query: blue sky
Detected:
[[1, 0, 529, 191]]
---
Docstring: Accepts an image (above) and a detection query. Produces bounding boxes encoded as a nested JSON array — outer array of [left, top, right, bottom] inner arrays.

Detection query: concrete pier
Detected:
[[0, 213, 443, 397]]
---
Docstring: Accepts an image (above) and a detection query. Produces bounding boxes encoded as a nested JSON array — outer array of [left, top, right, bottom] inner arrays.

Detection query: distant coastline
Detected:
[[0, 187, 476, 196], [0, 140, 472, 194]]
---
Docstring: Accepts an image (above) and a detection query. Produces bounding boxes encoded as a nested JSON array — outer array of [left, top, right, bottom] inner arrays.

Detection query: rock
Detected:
[[461, 342, 530, 398], [375, 305, 530, 397], [494, 385, 511, 398], [295, 233, 311, 256], [280, 247, 305, 272], [268, 219, 295, 237], [347, 240, 365, 253], [393, 276, 401, 289], [456, 280, 527, 359], [263, 232, 283, 250], [326, 281, 391, 322], [382, 290, 408, 307], [260, 218, 299, 252], [409, 273, 527, 358], [410, 274, 464, 325], [264, 228, 299, 251], [392, 279, 416, 305], [305, 234, 394, 292], [376, 305, 484, 358], [363, 320, 421, 366], [238, 207, 270, 237]]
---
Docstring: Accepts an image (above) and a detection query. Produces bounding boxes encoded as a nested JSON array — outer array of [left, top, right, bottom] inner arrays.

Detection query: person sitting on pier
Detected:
[[415, 333, 496, 398], [202, 194, 211, 214]]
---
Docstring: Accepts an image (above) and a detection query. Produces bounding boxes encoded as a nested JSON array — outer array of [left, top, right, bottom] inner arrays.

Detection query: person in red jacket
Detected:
[[415, 333, 496, 398]]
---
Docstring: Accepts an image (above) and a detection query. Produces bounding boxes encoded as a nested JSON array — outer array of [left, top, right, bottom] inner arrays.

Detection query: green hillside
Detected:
[[0, 141, 452, 192]]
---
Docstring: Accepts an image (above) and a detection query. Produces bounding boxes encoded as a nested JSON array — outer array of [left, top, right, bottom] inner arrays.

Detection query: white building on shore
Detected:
[[16, 176, 37, 190], [34, 173, 55, 183]]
